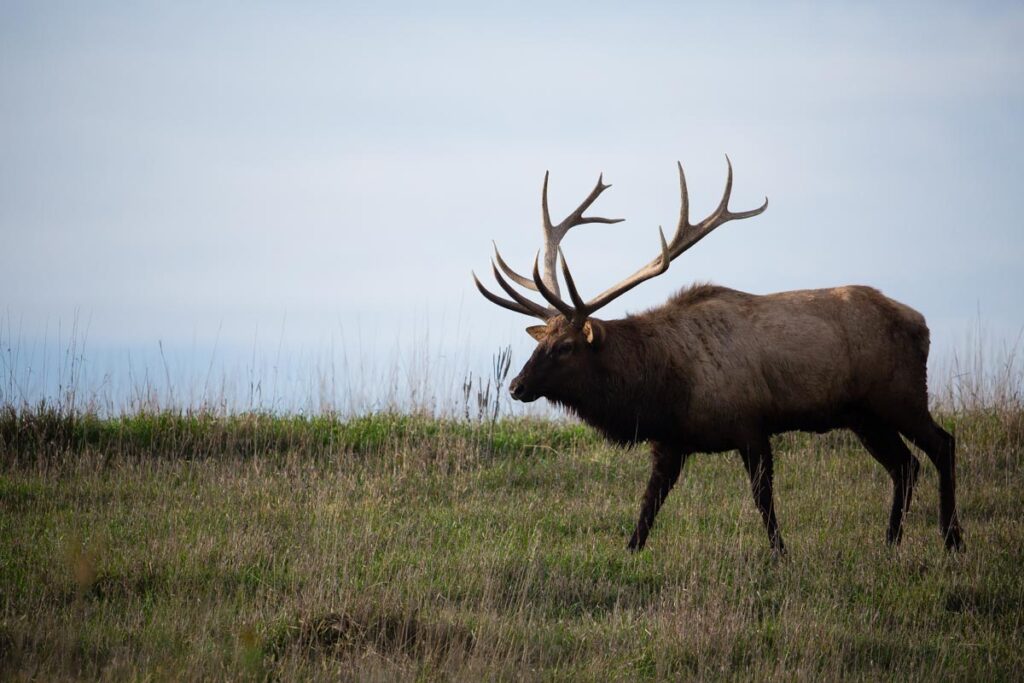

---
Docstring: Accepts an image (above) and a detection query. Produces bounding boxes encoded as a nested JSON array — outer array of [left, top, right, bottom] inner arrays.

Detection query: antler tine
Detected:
[[557, 174, 625, 232], [472, 271, 548, 319], [541, 171, 554, 234], [493, 242, 538, 291], [711, 154, 736, 224], [490, 262, 555, 319], [669, 155, 768, 257], [531, 252, 576, 319], [710, 155, 769, 223], [540, 172, 624, 296], [668, 161, 690, 249], [557, 247, 588, 312]]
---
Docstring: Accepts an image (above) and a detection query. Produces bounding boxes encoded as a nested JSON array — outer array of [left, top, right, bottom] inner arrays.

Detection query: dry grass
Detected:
[[1, 396, 1022, 680]]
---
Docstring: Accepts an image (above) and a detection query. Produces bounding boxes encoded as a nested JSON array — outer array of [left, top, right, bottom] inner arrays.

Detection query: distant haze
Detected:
[[2, 2, 1022, 412]]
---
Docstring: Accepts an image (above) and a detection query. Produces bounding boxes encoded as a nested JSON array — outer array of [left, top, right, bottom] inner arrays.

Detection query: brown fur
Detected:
[[509, 283, 963, 553]]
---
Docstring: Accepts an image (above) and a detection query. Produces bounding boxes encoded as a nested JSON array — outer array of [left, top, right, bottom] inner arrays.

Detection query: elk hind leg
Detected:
[[852, 421, 921, 545], [899, 415, 964, 551]]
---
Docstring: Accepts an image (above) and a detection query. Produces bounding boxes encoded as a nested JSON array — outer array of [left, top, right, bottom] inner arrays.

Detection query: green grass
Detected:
[[1, 408, 1022, 680]]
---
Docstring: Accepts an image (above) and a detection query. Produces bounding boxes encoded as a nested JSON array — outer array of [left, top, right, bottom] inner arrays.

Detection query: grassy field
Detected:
[[1, 404, 1022, 680]]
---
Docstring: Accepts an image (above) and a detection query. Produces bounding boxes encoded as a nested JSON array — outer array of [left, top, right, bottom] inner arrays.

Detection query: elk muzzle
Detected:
[[509, 375, 539, 402]]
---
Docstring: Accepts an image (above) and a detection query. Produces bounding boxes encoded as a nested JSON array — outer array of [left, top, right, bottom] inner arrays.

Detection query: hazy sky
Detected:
[[1, 2, 1022, 410]]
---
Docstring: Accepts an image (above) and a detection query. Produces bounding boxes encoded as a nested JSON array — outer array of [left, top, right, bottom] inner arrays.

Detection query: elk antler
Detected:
[[552, 156, 768, 322], [474, 171, 623, 320], [473, 157, 767, 324]]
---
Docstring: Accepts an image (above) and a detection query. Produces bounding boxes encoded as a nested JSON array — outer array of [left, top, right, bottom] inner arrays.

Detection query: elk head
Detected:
[[472, 157, 768, 403]]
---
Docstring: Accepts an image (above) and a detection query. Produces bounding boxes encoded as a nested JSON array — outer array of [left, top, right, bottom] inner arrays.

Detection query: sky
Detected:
[[1, 2, 1022, 412]]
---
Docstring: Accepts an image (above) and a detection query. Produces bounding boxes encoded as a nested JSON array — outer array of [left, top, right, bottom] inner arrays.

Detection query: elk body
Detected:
[[473, 159, 963, 554]]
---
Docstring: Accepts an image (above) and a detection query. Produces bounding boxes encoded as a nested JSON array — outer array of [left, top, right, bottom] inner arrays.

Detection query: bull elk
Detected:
[[472, 158, 963, 554]]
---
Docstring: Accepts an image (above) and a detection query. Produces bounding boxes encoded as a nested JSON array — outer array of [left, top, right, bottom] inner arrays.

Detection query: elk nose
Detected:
[[509, 378, 525, 400]]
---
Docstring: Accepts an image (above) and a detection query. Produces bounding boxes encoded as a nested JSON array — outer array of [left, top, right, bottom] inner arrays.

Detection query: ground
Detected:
[[1, 410, 1022, 680]]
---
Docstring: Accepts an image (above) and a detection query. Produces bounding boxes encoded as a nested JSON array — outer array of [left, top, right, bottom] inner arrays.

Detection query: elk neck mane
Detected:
[[548, 283, 733, 444]]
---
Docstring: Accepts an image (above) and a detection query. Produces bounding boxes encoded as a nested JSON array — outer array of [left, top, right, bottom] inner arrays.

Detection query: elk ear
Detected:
[[582, 320, 605, 347], [525, 325, 547, 341]]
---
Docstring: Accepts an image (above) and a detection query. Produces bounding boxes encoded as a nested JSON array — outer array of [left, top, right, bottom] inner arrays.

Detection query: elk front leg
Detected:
[[627, 443, 685, 552], [740, 437, 785, 554]]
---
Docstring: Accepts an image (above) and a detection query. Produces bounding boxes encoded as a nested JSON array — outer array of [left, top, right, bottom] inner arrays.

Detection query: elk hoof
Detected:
[[945, 527, 965, 552]]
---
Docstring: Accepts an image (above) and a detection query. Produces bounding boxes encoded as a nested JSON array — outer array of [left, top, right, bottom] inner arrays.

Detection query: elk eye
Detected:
[[555, 341, 574, 357]]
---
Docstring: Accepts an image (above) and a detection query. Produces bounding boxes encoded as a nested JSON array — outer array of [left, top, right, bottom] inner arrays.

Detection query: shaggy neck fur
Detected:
[[547, 316, 693, 446]]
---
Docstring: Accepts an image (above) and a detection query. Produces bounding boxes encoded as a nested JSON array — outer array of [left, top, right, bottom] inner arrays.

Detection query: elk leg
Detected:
[[852, 422, 921, 545], [899, 417, 964, 551], [739, 438, 785, 554], [627, 443, 684, 552]]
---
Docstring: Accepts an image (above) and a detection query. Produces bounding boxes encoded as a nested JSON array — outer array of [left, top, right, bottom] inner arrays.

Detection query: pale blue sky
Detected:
[[1, 2, 1022, 411]]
